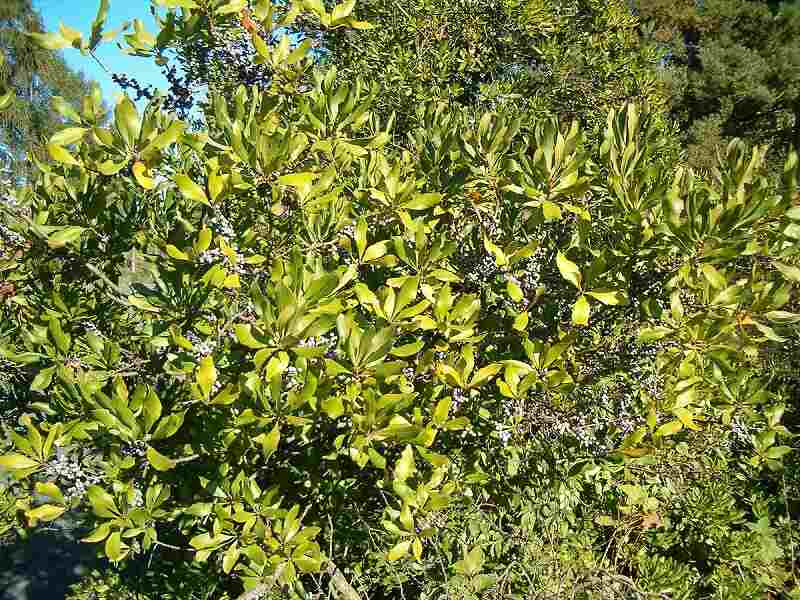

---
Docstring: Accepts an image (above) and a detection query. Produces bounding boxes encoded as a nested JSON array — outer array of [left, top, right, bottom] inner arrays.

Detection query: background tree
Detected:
[[0, 0, 94, 177], [151, 0, 677, 149], [318, 0, 677, 143], [636, 0, 800, 172]]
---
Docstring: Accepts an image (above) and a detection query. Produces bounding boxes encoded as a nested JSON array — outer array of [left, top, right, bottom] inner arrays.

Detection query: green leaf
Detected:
[[105, 531, 129, 562], [362, 241, 388, 263], [28, 31, 70, 50], [165, 244, 189, 261], [278, 172, 317, 195], [463, 546, 485, 576], [700, 264, 726, 289], [150, 411, 186, 440], [655, 420, 683, 438], [114, 96, 141, 147], [50, 127, 88, 146], [390, 340, 424, 357], [506, 278, 524, 302], [638, 326, 672, 342], [764, 311, 800, 324], [433, 399, 451, 426], [194, 228, 212, 254], [394, 445, 416, 482], [752, 321, 786, 342], [189, 532, 232, 550], [81, 522, 112, 543], [47, 227, 85, 249], [87, 485, 118, 518], [263, 423, 281, 457], [128, 296, 160, 313], [197, 356, 217, 398], [556, 252, 582, 289], [368, 447, 386, 469], [542, 200, 562, 221], [469, 364, 502, 389], [34, 482, 65, 503], [49, 318, 71, 353], [146, 446, 176, 471], [387, 540, 411, 561], [30, 367, 56, 392], [403, 193, 443, 210], [47, 143, 80, 166], [216, 0, 247, 14], [571, 295, 590, 326], [175, 173, 209, 205], [774, 262, 800, 283], [483, 237, 507, 266], [142, 388, 162, 432], [0, 453, 39, 471], [586, 289, 627, 305], [234, 324, 268, 349], [765, 446, 792, 459], [25, 504, 66, 525], [322, 395, 344, 419]]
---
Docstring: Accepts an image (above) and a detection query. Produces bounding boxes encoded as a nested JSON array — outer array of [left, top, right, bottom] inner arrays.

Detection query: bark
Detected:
[[794, 100, 800, 154], [683, 28, 701, 71]]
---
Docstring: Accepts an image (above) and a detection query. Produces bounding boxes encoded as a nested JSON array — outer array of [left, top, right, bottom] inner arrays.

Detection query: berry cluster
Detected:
[[42, 446, 103, 503], [185, 331, 216, 358]]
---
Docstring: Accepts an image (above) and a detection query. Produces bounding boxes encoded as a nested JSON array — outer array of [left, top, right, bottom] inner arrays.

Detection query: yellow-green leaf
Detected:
[[586, 289, 627, 306], [513, 311, 529, 331], [394, 445, 416, 482], [132, 161, 155, 190], [506, 278, 524, 302], [175, 173, 209, 205], [322, 395, 344, 419], [390, 340, 424, 357], [34, 482, 65, 503], [542, 200, 562, 221], [556, 252, 582, 290], [655, 420, 683, 438], [387, 540, 411, 561], [196, 356, 217, 398], [50, 127, 88, 146], [25, 504, 65, 525], [146, 446, 176, 471], [105, 531, 129, 562], [571, 295, 590, 326], [403, 193, 443, 211], [47, 143, 80, 166], [234, 324, 268, 349], [0, 453, 39, 471], [165, 244, 189, 261], [81, 522, 112, 543]]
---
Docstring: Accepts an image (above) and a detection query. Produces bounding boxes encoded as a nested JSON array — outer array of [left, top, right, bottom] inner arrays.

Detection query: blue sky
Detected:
[[35, 0, 166, 105]]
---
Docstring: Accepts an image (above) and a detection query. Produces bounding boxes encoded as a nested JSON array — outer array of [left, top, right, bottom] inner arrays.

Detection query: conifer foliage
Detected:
[[0, 0, 93, 176]]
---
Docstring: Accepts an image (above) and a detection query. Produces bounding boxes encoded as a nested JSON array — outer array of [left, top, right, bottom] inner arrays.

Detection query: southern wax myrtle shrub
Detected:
[[0, 1, 799, 598]]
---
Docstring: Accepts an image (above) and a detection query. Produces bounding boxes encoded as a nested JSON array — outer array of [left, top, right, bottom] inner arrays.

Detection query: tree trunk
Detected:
[[793, 100, 800, 154], [683, 27, 701, 71]]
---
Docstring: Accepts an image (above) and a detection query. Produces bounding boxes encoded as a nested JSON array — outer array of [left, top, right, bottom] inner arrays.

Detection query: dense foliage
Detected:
[[1, 1, 800, 599], [322, 0, 673, 141], [0, 0, 94, 177]]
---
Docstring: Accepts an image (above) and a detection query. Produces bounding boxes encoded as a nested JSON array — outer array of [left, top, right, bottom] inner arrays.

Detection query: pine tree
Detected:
[[635, 0, 800, 172], [0, 0, 93, 176]]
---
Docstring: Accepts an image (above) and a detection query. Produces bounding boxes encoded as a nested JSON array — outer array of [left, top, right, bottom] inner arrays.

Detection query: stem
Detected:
[[89, 50, 112, 75], [235, 564, 286, 600]]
